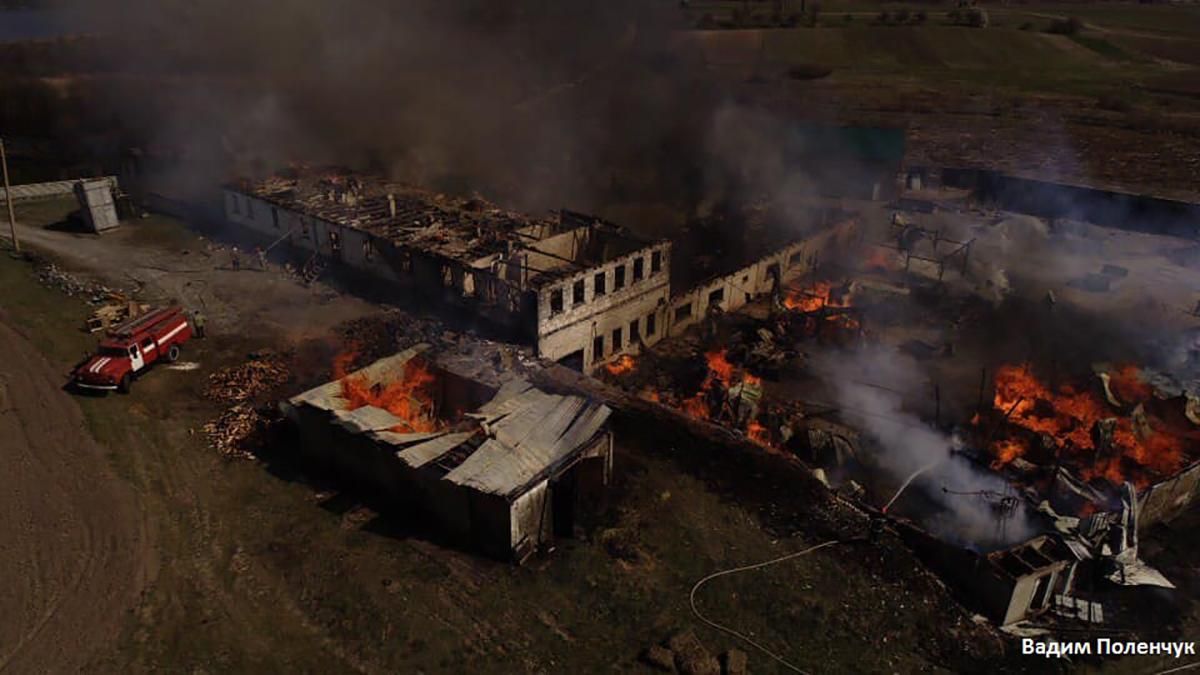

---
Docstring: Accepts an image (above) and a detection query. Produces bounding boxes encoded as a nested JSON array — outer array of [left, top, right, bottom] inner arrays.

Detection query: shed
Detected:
[[282, 346, 614, 561], [73, 178, 120, 232]]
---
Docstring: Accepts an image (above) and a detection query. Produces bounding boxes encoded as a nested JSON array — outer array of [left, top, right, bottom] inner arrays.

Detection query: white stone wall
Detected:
[[667, 217, 860, 336], [535, 241, 672, 370]]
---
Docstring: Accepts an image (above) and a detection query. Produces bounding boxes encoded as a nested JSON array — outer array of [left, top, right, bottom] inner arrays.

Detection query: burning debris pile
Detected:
[[981, 363, 1200, 490], [603, 347, 803, 451], [781, 279, 864, 343], [201, 351, 292, 459]]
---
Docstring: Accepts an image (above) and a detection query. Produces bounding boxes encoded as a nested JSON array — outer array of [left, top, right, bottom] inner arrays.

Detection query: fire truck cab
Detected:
[[73, 305, 194, 393]]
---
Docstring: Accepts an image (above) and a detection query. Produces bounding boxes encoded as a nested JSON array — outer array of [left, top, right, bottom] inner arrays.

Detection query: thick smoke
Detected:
[[811, 346, 1041, 549], [59, 0, 718, 213]]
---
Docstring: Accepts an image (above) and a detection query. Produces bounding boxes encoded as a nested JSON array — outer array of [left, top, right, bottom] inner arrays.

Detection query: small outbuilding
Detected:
[[282, 344, 614, 561]]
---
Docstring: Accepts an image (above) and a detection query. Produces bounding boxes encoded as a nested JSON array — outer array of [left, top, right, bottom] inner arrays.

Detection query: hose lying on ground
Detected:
[[688, 539, 844, 675]]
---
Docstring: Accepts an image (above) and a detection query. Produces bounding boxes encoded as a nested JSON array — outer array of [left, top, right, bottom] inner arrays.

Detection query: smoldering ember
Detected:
[[8, 1, 1200, 673]]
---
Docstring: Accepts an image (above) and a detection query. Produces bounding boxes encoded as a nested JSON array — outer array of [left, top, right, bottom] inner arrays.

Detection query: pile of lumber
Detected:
[[201, 353, 291, 459], [201, 404, 263, 460], [204, 352, 290, 405]]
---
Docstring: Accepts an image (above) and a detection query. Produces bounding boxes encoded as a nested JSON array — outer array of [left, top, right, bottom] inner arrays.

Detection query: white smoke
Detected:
[[811, 346, 1042, 549]]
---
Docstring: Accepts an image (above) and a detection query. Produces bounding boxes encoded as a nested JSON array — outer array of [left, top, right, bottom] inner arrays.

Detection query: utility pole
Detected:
[[0, 138, 19, 253]]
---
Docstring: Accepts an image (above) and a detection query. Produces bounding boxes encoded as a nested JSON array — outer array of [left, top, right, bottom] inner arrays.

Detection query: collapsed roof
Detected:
[[286, 344, 612, 498], [228, 167, 657, 290]]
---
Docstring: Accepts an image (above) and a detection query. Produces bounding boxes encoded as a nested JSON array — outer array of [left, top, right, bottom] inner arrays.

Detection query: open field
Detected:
[[0, 201, 1011, 672], [675, 1, 1200, 201]]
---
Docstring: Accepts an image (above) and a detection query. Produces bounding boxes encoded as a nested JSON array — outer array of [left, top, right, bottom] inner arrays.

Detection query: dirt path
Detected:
[[0, 310, 154, 673]]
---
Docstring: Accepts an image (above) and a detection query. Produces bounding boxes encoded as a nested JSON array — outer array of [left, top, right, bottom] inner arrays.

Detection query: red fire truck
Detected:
[[72, 305, 194, 393]]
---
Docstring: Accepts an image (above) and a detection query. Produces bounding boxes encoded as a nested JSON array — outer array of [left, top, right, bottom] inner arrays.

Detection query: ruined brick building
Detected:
[[223, 168, 859, 372]]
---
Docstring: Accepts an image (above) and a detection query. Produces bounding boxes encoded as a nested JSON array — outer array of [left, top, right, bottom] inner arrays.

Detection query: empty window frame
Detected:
[[592, 334, 604, 360], [675, 303, 692, 324], [611, 327, 622, 352], [573, 278, 585, 305], [646, 311, 657, 337], [550, 288, 564, 315], [633, 257, 644, 282], [614, 264, 626, 290], [594, 271, 607, 296], [708, 287, 724, 307], [651, 250, 662, 274], [629, 319, 640, 343]]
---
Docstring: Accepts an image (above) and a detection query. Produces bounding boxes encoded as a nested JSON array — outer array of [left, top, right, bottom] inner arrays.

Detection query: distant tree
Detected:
[[914, 10, 927, 24], [895, 8, 911, 23], [877, 10, 891, 25]]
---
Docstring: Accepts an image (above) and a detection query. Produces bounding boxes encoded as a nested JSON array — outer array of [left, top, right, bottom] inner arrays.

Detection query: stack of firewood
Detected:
[[204, 353, 290, 405]]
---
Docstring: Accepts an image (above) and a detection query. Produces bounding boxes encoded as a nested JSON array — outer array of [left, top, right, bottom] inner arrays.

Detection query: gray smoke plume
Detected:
[[811, 346, 1041, 550], [57, 0, 716, 213]]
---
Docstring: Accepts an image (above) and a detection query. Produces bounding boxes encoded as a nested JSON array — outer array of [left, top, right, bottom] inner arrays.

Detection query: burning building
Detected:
[[281, 344, 613, 561], [224, 167, 861, 375], [224, 168, 669, 374]]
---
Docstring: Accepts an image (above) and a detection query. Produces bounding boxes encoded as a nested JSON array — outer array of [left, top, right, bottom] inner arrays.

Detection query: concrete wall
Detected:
[[1000, 567, 1064, 627], [666, 217, 860, 336], [536, 241, 672, 371], [1139, 460, 1200, 527]]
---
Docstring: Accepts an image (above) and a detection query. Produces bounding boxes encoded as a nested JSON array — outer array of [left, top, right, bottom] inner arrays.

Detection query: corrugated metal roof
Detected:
[[394, 431, 478, 468], [334, 406, 403, 434], [290, 355, 611, 499], [447, 389, 609, 497]]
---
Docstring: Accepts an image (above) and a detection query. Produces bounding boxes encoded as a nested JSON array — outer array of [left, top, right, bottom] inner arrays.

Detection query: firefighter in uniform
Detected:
[[191, 310, 207, 338]]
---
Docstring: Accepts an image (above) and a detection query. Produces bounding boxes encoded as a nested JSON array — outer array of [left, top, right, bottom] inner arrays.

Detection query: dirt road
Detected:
[[0, 310, 153, 673]]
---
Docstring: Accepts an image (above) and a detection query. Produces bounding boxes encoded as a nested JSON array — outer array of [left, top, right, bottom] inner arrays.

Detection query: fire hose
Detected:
[[688, 539, 843, 675]]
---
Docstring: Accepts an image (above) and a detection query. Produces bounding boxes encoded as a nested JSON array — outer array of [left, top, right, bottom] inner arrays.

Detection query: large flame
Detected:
[[784, 281, 841, 312], [333, 349, 444, 433], [784, 281, 861, 334], [987, 363, 1188, 485]]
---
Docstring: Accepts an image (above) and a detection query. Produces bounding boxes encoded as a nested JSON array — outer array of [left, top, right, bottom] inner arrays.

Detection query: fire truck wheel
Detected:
[[118, 373, 132, 394], [167, 344, 181, 362]]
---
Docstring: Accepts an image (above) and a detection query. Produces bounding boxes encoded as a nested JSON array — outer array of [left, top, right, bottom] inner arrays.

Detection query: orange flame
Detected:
[[987, 363, 1188, 485], [333, 348, 445, 434], [605, 354, 637, 376], [785, 281, 837, 312], [784, 281, 860, 334], [747, 418, 769, 445]]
